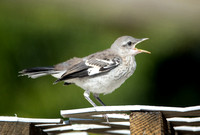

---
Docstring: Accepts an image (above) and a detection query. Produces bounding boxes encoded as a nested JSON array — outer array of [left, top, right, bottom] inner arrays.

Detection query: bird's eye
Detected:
[[127, 41, 132, 46]]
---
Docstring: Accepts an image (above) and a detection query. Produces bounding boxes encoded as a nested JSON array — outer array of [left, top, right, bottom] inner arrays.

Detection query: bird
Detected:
[[19, 36, 150, 107]]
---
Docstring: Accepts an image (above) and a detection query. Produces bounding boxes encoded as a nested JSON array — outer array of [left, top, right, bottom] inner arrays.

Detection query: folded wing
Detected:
[[54, 54, 122, 83]]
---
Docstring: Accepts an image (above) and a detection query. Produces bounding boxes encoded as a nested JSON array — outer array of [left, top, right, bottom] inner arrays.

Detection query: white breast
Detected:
[[73, 56, 136, 95]]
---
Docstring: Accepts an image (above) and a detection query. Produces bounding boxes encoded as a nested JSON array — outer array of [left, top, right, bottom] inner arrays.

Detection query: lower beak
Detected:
[[135, 48, 151, 54]]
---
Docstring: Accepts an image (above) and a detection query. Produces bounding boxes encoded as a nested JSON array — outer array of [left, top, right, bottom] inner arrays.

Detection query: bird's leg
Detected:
[[93, 94, 109, 123], [84, 91, 97, 107], [93, 94, 106, 106]]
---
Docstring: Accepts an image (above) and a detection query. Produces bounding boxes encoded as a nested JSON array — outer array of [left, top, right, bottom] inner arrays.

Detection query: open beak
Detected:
[[133, 38, 151, 54]]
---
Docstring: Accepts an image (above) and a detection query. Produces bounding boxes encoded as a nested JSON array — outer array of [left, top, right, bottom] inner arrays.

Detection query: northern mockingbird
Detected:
[[19, 36, 150, 107]]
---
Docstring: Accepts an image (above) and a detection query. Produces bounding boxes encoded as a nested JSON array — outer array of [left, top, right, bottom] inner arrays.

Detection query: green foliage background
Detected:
[[0, 0, 200, 118]]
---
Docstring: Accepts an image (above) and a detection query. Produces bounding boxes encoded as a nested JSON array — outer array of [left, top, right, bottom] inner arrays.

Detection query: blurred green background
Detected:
[[0, 0, 200, 118]]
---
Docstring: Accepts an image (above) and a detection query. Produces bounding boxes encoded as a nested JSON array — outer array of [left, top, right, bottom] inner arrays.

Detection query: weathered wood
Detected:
[[0, 122, 47, 135], [1, 105, 200, 135], [129, 111, 171, 135], [167, 121, 176, 135]]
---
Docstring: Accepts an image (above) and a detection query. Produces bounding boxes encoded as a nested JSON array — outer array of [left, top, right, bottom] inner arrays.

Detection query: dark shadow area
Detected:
[[152, 38, 200, 106]]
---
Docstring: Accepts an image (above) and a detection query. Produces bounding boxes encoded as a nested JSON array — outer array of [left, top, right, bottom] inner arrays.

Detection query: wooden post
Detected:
[[0, 122, 47, 135], [129, 111, 174, 135]]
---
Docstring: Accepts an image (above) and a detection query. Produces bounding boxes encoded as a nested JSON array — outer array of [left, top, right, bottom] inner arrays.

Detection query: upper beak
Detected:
[[134, 38, 151, 54]]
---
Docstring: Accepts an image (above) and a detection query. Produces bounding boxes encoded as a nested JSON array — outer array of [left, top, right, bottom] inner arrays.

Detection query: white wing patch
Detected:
[[85, 58, 120, 76], [85, 60, 101, 76], [87, 67, 100, 76], [51, 70, 66, 78]]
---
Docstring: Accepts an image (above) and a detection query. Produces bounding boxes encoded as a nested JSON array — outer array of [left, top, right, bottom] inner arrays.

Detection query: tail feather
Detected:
[[19, 66, 57, 79]]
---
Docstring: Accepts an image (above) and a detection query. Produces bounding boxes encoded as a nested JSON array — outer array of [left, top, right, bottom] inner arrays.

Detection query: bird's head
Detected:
[[111, 36, 150, 56]]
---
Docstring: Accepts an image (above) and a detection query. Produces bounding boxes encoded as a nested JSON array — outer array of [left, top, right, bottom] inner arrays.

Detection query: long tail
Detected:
[[19, 66, 57, 79]]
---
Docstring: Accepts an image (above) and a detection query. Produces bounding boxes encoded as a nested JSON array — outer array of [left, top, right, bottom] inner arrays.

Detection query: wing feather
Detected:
[[54, 54, 122, 83]]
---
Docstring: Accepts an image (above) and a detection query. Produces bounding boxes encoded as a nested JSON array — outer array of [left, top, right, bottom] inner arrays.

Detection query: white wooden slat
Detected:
[[61, 105, 200, 118], [0, 116, 62, 123], [108, 122, 130, 126], [106, 130, 130, 135], [167, 117, 200, 126], [55, 130, 129, 135], [67, 118, 129, 130], [43, 124, 110, 133], [35, 123, 67, 129], [74, 113, 129, 122], [168, 117, 200, 123], [93, 113, 129, 120], [57, 132, 88, 135], [174, 126, 200, 132], [44, 125, 129, 135], [71, 119, 130, 127]]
